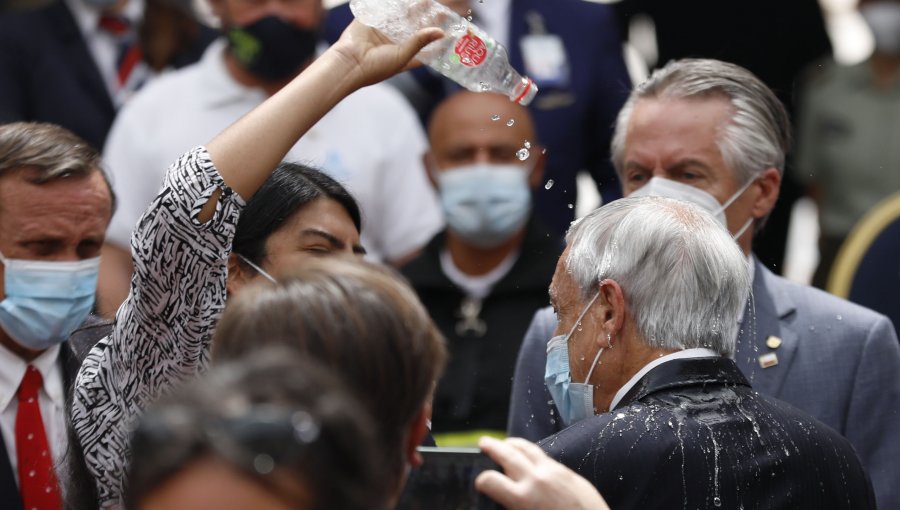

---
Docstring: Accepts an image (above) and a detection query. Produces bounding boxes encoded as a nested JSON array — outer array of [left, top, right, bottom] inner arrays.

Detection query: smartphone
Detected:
[[395, 446, 503, 510]]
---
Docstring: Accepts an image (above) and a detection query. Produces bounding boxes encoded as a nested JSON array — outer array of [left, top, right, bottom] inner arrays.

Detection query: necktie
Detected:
[[15, 366, 61, 510], [98, 14, 144, 89]]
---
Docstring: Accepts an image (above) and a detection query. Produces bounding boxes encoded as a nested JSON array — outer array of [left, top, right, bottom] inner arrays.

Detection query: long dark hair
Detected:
[[233, 162, 362, 265]]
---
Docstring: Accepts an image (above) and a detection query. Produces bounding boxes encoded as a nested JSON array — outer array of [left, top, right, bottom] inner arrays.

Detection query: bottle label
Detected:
[[454, 31, 488, 67]]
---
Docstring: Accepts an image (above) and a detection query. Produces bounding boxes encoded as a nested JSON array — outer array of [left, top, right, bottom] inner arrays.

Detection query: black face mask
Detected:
[[226, 15, 319, 82]]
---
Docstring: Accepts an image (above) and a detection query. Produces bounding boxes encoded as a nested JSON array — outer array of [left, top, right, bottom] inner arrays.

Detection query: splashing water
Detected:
[[516, 148, 530, 160], [544, 179, 554, 190], [524, 140, 532, 149], [491, 114, 500, 121], [507, 119, 515, 127]]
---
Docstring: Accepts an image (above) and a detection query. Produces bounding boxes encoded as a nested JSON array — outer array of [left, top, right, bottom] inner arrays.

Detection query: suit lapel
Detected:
[[46, 1, 116, 118], [735, 259, 799, 398]]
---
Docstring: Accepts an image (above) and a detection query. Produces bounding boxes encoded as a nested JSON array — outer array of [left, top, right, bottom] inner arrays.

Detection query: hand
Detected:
[[328, 20, 444, 89], [475, 437, 610, 510]]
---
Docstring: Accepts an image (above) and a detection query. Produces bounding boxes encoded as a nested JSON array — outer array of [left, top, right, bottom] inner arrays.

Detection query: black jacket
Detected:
[[541, 357, 876, 509], [401, 218, 561, 433]]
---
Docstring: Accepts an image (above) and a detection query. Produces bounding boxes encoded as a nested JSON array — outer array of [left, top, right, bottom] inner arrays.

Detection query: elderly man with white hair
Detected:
[[509, 58, 900, 509], [540, 196, 874, 509]]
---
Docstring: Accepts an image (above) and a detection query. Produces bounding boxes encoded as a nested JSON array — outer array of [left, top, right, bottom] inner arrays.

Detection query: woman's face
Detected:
[[230, 197, 364, 291], [262, 197, 365, 273], [138, 458, 310, 510]]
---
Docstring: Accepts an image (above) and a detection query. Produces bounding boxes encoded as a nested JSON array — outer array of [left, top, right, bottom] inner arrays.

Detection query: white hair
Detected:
[[611, 59, 791, 186], [565, 196, 751, 357]]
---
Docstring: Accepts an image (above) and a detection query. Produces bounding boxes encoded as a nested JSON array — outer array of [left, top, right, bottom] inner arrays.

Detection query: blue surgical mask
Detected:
[[545, 292, 605, 426], [0, 252, 100, 351], [629, 176, 756, 240], [437, 163, 532, 249]]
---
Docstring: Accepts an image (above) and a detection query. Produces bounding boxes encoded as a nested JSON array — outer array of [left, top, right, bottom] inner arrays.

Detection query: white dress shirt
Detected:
[[0, 342, 65, 485], [63, 0, 147, 106]]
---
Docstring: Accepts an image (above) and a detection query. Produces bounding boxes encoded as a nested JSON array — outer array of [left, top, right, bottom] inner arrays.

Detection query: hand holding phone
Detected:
[[474, 436, 610, 510]]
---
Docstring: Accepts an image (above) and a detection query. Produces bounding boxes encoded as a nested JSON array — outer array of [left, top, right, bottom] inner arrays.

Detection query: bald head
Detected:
[[428, 92, 539, 171]]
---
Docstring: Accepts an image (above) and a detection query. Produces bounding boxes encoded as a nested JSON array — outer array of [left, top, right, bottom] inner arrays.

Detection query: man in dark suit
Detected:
[[325, 0, 632, 238], [0, 123, 113, 510], [0, 0, 213, 151], [507, 58, 900, 509], [541, 196, 874, 509]]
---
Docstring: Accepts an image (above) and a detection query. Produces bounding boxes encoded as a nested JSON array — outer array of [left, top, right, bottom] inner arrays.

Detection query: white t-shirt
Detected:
[[104, 39, 444, 261]]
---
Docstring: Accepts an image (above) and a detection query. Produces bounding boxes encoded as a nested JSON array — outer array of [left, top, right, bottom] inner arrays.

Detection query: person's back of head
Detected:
[[565, 196, 751, 357], [127, 348, 388, 510], [213, 256, 447, 496]]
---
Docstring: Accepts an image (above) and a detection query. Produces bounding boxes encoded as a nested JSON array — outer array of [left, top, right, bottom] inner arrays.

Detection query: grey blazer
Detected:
[[507, 258, 900, 510]]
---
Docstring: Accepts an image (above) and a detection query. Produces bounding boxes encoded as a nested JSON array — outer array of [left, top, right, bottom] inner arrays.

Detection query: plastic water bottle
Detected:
[[349, 0, 538, 105]]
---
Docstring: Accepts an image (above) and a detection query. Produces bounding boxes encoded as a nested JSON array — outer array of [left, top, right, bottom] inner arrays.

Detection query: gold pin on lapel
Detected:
[[766, 335, 782, 349], [758, 352, 779, 369]]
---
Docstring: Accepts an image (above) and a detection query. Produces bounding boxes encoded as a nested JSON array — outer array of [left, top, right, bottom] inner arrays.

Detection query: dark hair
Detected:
[[233, 162, 362, 266], [0, 122, 116, 214], [213, 257, 447, 488], [126, 349, 389, 510]]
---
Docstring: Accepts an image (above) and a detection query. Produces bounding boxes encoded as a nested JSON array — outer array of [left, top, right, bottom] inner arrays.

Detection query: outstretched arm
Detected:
[[200, 21, 443, 221]]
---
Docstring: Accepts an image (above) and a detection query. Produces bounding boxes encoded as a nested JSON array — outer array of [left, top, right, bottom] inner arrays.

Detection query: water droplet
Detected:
[[506, 118, 515, 127], [808, 325, 816, 332], [618, 475, 624, 481], [479, 82, 491, 92], [714, 496, 722, 507], [491, 114, 500, 121], [516, 148, 530, 160], [524, 140, 531, 149], [544, 179, 554, 190], [542, 148, 547, 154], [836, 314, 842, 321], [567, 203, 574, 209]]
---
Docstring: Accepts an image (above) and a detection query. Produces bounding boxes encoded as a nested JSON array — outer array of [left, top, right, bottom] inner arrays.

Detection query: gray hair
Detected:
[[0, 122, 115, 212], [611, 59, 791, 186], [564, 196, 751, 357]]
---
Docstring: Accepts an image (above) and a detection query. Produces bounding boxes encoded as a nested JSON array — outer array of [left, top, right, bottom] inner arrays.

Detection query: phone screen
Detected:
[[395, 447, 503, 510]]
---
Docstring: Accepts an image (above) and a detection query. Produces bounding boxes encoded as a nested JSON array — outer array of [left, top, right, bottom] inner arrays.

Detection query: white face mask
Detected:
[[629, 177, 756, 240], [861, 2, 900, 56]]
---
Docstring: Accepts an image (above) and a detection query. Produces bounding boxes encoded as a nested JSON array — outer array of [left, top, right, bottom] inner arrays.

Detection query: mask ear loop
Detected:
[[236, 253, 277, 284], [565, 292, 600, 340]]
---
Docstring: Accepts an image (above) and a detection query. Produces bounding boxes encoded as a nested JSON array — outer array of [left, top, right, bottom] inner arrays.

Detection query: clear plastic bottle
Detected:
[[349, 0, 538, 105]]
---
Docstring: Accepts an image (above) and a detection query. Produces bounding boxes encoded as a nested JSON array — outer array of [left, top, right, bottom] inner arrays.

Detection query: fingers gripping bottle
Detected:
[[349, 0, 538, 105]]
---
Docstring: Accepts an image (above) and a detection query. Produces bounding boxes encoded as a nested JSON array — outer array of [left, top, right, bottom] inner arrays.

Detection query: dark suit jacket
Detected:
[[541, 357, 876, 509], [0, 1, 115, 150], [0, 0, 216, 151], [0, 316, 111, 510], [326, 0, 632, 237]]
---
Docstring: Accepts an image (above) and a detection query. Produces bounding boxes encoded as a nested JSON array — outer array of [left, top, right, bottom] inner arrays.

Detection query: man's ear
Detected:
[[405, 403, 431, 468], [595, 279, 626, 345], [527, 145, 547, 190], [422, 152, 439, 190], [751, 167, 781, 220], [226, 253, 253, 295]]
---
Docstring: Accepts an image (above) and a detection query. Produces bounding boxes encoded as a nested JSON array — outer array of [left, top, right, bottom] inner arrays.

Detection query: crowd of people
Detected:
[[0, 0, 898, 509]]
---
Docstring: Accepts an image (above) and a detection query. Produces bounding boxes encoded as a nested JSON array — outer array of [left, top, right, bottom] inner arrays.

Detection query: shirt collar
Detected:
[[0, 342, 63, 413], [608, 347, 719, 411], [64, 0, 144, 35]]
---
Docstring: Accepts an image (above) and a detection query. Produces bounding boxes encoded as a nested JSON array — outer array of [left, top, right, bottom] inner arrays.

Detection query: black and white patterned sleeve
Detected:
[[72, 146, 246, 507]]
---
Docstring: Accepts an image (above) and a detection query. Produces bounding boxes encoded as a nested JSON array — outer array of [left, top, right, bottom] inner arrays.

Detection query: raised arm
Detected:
[[199, 21, 443, 221]]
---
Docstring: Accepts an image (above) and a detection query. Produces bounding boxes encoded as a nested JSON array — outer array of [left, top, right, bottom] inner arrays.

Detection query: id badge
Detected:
[[520, 34, 570, 88]]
